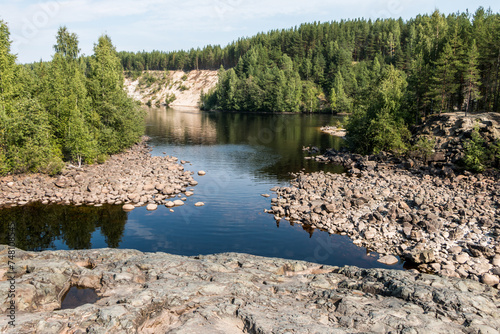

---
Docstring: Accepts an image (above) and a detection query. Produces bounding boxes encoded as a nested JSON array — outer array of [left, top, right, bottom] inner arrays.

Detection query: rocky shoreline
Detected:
[[1, 246, 500, 333], [266, 150, 500, 286], [320, 126, 346, 137], [0, 137, 202, 210]]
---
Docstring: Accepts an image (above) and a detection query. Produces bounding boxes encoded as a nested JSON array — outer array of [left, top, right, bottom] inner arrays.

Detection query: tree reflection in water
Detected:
[[0, 203, 126, 251]]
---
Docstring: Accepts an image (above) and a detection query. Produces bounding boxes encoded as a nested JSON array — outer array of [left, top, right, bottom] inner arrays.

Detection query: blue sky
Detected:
[[1, 0, 499, 64]]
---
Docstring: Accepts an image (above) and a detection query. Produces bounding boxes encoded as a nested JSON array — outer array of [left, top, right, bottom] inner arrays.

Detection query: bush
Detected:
[[412, 136, 436, 163], [165, 93, 176, 107], [463, 124, 486, 172]]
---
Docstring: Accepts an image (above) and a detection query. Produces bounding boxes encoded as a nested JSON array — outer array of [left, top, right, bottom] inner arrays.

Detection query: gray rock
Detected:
[[481, 273, 500, 286], [1, 247, 500, 334], [122, 204, 135, 211], [377, 255, 399, 265]]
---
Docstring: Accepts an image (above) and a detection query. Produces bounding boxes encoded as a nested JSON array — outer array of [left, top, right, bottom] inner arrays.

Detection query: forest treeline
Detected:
[[120, 8, 499, 154], [0, 22, 144, 175]]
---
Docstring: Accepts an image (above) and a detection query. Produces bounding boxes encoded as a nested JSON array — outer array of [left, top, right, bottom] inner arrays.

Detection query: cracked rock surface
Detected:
[[1, 246, 500, 333]]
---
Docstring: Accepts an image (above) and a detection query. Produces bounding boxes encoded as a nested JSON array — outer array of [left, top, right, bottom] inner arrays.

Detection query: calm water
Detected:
[[0, 107, 404, 269]]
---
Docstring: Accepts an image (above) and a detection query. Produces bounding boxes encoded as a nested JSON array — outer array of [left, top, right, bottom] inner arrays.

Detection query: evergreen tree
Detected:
[[463, 40, 481, 115], [429, 42, 458, 113], [42, 28, 97, 164], [87, 35, 144, 154]]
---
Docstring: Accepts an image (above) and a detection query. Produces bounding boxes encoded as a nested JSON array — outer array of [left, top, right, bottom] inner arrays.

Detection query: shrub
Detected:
[[413, 136, 436, 163], [463, 124, 486, 172]]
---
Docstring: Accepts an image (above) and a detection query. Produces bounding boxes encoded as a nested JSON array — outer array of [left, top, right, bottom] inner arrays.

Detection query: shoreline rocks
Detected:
[[320, 125, 346, 137], [1, 246, 499, 333], [265, 159, 500, 286], [0, 137, 200, 209]]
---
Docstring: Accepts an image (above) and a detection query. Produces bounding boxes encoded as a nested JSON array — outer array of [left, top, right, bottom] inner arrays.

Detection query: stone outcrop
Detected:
[[410, 112, 500, 166], [0, 137, 198, 209], [265, 165, 500, 285], [1, 246, 500, 333]]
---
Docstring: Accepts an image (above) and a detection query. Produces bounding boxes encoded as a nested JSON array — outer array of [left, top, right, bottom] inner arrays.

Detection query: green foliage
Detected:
[[3, 98, 64, 174], [117, 8, 500, 115], [0, 23, 144, 175], [412, 136, 436, 163], [165, 93, 176, 107], [463, 124, 486, 172], [487, 140, 500, 168], [346, 66, 411, 154]]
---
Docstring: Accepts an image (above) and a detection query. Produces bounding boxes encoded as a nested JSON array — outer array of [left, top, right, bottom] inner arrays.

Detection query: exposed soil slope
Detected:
[[124, 70, 218, 107]]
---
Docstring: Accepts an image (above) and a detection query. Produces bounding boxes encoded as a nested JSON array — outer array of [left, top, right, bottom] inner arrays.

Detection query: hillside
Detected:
[[124, 70, 218, 107]]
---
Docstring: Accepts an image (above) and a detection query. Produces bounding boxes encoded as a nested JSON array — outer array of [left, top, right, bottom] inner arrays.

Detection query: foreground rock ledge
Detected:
[[0, 138, 198, 208], [1, 246, 500, 333]]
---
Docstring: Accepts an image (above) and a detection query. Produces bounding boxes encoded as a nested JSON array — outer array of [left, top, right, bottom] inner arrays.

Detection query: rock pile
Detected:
[[1, 246, 499, 333], [265, 164, 500, 286], [0, 138, 198, 209], [411, 112, 500, 165]]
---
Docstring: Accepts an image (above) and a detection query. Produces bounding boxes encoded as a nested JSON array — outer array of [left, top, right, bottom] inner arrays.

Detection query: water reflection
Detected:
[[0, 107, 405, 270], [146, 107, 345, 180], [0, 203, 126, 251]]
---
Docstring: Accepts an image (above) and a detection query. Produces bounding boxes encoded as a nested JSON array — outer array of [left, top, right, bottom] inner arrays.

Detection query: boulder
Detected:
[[122, 204, 135, 211], [481, 273, 500, 286], [377, 255, 399, 265]]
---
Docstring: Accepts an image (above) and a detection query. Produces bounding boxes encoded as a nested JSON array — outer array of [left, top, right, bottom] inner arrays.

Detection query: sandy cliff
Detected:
[[124, 70, 218, 107]]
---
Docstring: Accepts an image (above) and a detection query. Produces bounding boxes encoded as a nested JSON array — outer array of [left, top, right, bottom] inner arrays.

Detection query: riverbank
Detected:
[[0, 137, 200, 210], [266, 154, 500, 286], [1, 246, 499, 333]]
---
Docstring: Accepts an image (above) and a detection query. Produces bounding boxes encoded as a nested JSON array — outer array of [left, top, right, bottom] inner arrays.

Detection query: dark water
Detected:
[[60, 286, 100, 309], [0, 107, 404, 270]]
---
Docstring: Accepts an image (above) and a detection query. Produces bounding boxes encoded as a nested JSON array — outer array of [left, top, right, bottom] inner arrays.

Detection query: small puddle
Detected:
[[60, 286, 101, 310]]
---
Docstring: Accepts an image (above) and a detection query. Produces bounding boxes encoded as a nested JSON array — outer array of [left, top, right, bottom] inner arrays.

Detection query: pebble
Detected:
[[194, 202, 205, 207], [198, 171, 206, 176], [146, 204, 158, 211]]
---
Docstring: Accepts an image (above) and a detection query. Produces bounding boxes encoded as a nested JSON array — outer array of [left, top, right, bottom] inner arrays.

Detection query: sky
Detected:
[[1, 0, 499, 64]]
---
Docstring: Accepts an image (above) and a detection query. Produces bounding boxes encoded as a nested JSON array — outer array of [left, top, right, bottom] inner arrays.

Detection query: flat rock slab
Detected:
[[1, 246, 500, 333]]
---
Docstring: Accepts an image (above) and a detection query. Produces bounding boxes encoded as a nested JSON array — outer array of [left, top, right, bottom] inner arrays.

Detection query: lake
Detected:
[[0, 107, 404, 270]]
